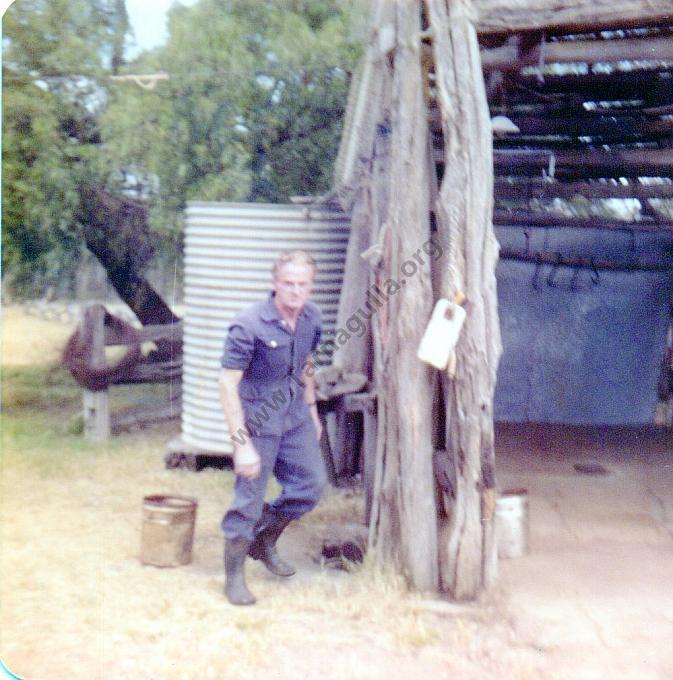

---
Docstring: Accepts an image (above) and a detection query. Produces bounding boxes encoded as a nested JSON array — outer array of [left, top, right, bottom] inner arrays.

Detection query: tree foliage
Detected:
[[2, 0, 363, 296], [2, 0, 130, 295], [102, 0, 363, 233]]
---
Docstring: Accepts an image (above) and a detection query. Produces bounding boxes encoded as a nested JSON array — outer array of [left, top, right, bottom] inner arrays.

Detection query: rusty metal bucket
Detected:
[[140, 495, 197, 567], [496, 488, 529, 559]]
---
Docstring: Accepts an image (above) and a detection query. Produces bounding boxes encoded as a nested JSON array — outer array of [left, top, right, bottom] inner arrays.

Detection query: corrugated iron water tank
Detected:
[[182, 202, 349, 453]]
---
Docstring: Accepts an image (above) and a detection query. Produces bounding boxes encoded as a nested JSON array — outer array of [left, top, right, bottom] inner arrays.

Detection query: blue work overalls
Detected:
[[220, 293, 326, 541]]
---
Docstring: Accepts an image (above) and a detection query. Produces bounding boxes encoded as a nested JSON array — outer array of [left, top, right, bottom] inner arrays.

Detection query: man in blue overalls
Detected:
[[218, 250, 326, 605]]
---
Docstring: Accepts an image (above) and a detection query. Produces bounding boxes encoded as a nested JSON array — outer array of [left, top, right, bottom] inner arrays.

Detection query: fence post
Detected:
[[82, 305, 110, 441]]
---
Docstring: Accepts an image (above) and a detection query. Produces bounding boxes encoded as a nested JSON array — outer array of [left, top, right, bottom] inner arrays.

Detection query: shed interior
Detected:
[[425, 18, 673, 424]]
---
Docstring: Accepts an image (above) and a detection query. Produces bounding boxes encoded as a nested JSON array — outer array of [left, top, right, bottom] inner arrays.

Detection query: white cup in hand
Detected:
[[234, 443, 261, 479]]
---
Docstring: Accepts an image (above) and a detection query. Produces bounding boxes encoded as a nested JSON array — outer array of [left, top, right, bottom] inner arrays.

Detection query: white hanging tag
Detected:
[[417, 298, 466, 370]]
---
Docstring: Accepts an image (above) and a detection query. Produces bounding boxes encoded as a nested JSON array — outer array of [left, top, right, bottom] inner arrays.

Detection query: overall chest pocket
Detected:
[[254, 333, 293, 378]]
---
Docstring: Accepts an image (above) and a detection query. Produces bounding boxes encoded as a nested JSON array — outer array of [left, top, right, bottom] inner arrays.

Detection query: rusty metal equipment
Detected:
[[140, 495, 198, 567]]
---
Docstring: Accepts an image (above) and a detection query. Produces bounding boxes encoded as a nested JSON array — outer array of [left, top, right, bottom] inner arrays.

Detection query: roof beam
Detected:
[[431, 147, 673, 177], [430, 110, 673, 137], [511, 69, 673, 102], [498, 247, 673, 271], [480, 35, 673, 72], [474, 0, 673, 36], [491, 148, 673, 178], [494, 178, 673, 200], [496, 115, 673, 137], [494, 210, 673, 232], [492, 135, 672, 149]]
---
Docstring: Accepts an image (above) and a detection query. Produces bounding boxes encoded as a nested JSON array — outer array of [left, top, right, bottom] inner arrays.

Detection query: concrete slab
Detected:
[[495, 423, 673, 678]]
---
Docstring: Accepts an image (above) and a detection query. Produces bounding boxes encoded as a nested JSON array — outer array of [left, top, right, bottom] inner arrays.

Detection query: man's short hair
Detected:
[[272, 250, 316, 278]]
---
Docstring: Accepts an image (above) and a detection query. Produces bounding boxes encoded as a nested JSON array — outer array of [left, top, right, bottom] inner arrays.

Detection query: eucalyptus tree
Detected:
[[3, 0, 363, 306], [2, 0, 132, 295], [102, 0, 363, 236]]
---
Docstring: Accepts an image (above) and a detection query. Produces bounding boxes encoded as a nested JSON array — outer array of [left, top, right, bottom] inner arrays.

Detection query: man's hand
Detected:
[[219, 369, 260, 479], [310, 405, 322, 441], [234, 442, 261, 480]]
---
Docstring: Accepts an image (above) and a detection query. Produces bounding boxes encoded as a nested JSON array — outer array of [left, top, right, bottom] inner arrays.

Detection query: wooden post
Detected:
[[331, 0, 394, 377], [317, 402, 338, 485], [357, 394, 378, 525], [331, 182, 374, 376], [369, 0, 438, 592], [426, 0, 503, 599], [82, 305, 110, 441]]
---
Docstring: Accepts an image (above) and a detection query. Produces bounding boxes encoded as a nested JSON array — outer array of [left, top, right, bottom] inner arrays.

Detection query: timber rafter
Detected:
[[432, 148, 673, 178], [493, 210, 673, 232], [423, 13, 673, 209], [480, 34, 673, 71], [494, 178, 673, 201], [473, 0, 673, 35]]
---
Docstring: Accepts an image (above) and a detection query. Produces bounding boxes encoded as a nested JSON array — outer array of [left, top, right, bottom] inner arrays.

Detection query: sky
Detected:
[[0, 0, 198, 57], [125, 0, 199, 57]]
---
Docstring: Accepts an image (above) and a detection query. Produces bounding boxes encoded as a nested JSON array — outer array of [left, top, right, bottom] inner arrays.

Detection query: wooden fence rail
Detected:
[[79, 304, 182, 441]]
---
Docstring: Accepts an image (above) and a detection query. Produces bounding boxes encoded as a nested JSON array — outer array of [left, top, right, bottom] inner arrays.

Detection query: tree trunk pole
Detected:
[[370, 0, 438, 592], [331, 0, 393, 377], [332, 178, 374, 376], [426, 0, 502, 599]]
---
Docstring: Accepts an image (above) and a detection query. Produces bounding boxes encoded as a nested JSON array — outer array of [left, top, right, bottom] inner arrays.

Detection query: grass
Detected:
[[0, 307, 538, 680], [2, 364, 80, 412]]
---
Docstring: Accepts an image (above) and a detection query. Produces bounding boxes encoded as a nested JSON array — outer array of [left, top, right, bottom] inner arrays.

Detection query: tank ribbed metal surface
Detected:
[[182, 202, 349, 453]]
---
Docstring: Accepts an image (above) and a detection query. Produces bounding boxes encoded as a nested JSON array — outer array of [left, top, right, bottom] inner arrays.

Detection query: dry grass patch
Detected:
[[1, 306, 74, 367], [1, 308, 542, 679]]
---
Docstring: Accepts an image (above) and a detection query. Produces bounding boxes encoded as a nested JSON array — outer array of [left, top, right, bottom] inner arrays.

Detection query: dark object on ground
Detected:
[[573, 462, 610, 475], [164, 452, 232, 472], [164, 437, 234, 471], [321, 522, 368, 568]]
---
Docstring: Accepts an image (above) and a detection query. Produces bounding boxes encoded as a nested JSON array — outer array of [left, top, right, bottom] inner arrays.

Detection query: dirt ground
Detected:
[[496, 423, 673, 679], [1, 307, 672, 679]]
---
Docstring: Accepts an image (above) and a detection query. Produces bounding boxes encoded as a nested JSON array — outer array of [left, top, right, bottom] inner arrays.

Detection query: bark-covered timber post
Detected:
[[334, 0, 500, 597], [426, 0, 502, 599], [330, 0, 394, 377], [368, 0, 439, 592]]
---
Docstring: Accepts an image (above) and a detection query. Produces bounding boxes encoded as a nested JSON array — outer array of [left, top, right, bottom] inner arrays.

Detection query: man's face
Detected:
[[272, 261, 314, 312]]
